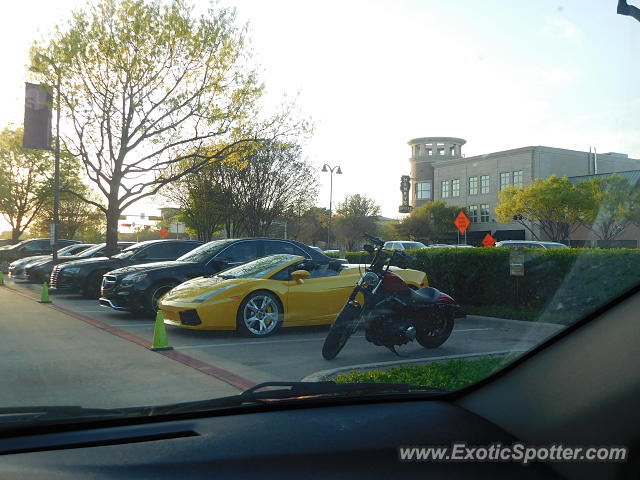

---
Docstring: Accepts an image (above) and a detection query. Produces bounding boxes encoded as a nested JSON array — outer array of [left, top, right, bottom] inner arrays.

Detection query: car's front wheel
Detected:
[[144, 282, 178, 316], [236, 291, 283, 337]]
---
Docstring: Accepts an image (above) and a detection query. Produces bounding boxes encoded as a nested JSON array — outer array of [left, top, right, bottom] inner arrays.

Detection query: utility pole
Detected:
[[321, 164, 342, 249]]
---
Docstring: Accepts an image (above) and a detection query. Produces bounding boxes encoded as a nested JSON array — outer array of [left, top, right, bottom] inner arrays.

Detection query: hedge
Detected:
[[339, 248, 640, 324]]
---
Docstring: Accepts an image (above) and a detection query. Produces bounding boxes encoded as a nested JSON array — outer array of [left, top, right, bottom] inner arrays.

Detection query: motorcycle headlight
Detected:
[[362, 272, 379, 287], [121, 273, 148, 285]]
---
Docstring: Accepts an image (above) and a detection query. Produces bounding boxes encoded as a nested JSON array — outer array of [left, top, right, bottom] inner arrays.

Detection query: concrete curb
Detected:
[[301, 349, 528, 382]]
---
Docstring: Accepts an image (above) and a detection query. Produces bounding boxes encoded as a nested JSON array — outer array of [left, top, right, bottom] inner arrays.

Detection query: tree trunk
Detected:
[[105, 206, 121, 256], [11, 228, 21, 242]]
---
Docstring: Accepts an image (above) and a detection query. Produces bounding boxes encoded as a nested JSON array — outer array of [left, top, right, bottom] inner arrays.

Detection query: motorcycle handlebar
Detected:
[[363, 233, 385, 247]]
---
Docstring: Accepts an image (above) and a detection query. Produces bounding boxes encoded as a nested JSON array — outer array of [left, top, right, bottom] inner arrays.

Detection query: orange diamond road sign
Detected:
[[159, 227, 169, 239], [482, 233, 496, 247], [454, 211, 470, 234]]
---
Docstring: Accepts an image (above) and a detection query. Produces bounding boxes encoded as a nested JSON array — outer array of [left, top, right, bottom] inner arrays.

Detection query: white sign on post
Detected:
[[169, 222, 186, 234]]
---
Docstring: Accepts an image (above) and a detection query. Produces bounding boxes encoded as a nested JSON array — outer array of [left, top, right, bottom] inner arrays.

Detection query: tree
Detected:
[[163, 160, 231, 242], [393, 200, 463, 244], [332, 194, 381, 251], [496, 175, 591, 242], [0, 126, 53, 241], [231, 142, 318, 237], [576, 175, 640, 243], [285, 206, 328, 245], [31, 188, 104, 240], [30, 0, 305, 254]]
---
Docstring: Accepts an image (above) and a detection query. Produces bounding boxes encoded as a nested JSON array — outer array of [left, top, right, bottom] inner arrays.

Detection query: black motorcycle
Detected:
[[322, 234, 462, 360]]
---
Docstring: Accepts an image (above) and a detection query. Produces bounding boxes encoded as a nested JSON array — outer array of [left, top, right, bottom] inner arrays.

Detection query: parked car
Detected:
[[427, 244, 474, 249], [159, 253, 428, 336], [100, 238, 338, 315], [383, 241, 427, 250], [8, 243, 95, 279], [494, 240, 568, 249], [0, 238, 81, 273], [50, 240, 203, 298], [26, 242, 135, 283]]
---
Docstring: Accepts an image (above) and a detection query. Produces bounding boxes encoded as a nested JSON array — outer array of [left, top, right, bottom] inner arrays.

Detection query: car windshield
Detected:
[[1, 1, 639, 426], [177, 240, 236, 263], [111, 244, 145, 259], [217, 254, 300, 279], [401, 242, 426, 249], [76, 243, 106, 257]]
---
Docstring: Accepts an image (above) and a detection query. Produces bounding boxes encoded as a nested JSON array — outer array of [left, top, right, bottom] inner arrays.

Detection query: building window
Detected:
[[480, 175, 489, 194], [469, 176, 478, 195], [513, 170, 523, 187], [437, 148, 444, 155], [468, 205, 478, 223], [450, 146, 456, 156], [441, 180, 450, 198], [499, 172, 510, 191], [452, 179, 460, 197], [426, 148, 432, 156], [416, 181, 432, 200], [413, 145, 420, 156], [480, 204, 490, 222]]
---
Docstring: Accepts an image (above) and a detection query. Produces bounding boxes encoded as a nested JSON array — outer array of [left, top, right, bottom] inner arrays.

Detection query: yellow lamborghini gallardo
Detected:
[[158, 254, 428, 337]]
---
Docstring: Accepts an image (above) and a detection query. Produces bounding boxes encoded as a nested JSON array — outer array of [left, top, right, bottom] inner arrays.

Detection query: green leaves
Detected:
[[394, 200, 464, 243]]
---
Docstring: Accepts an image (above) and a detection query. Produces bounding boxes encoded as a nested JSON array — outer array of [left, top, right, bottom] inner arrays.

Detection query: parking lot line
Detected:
[[172, 328, 495, 350]]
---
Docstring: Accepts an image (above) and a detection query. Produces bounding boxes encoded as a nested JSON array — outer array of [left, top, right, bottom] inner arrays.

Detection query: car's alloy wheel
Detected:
[[148, 283, 178, 315], [237, 292, 282, 337]]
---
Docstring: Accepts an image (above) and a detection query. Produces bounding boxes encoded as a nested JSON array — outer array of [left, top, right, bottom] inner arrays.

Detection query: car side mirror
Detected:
[[291, 270, 310, 284]]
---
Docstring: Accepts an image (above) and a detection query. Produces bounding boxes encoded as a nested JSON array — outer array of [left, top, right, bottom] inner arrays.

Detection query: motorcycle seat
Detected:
[[411, 286, 442, 303]]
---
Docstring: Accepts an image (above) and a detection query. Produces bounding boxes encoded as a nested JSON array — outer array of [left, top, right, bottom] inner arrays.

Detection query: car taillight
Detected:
[[382, 271, 410, 292]]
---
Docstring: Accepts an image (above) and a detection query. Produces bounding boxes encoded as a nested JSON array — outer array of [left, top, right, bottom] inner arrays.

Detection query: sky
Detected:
[[2, 0, 640, 233]]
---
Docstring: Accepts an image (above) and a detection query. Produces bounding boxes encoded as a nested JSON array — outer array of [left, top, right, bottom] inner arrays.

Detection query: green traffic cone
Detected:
[[39, 282, 51, 303], [150, 310, 172, 351], [0, 270, 4, 286]]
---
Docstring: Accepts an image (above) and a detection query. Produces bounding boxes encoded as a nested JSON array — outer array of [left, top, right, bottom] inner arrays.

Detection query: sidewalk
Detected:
[[0, 286, 239, 409]]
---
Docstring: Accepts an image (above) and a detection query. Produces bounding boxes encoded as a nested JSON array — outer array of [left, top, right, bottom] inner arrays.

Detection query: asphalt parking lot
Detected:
[[2, 277, 565, 398]]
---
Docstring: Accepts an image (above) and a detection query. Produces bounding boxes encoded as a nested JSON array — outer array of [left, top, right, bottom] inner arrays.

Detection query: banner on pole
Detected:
[[23, 82, 53, 150]]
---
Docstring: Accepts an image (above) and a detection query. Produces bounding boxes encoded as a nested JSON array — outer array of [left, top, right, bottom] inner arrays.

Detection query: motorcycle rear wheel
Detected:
[[416, 309, 454, 348]]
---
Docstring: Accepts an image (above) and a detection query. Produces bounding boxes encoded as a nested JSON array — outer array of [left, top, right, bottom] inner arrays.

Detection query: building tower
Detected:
[[407, 136, 466, 208]]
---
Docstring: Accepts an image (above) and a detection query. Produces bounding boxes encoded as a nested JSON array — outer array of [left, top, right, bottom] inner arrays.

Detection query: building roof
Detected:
[[567, 169, 640, 186]]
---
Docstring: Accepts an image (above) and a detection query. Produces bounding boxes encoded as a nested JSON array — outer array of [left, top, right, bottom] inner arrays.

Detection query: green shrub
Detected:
[[340, 247, 640, 323]]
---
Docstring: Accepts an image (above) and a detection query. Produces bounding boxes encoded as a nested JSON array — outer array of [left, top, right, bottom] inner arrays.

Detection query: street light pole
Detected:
[[321, 164, 342, 249], [52, 70, 61, 261]]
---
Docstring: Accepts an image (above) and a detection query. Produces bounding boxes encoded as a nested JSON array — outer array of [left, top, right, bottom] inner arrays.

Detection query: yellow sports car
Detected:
[[159, 254, 428, 337]]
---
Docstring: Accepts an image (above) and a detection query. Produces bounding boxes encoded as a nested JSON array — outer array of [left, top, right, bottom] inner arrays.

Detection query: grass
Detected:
[[330, 355, 516, 391]]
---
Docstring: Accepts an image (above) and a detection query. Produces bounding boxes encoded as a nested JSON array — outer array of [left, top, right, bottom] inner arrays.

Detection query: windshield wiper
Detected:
[[152, 381, 447, 415]]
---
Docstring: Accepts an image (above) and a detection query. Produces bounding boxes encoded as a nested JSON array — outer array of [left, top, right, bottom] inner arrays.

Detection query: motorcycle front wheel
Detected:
[[322, 302, 361, 360]]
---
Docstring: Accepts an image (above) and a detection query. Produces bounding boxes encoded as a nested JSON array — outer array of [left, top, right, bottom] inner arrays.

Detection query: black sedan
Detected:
[[26, 242, 135, 283], [50, 240, 202, 298], [0, 238, 81, 272], [99, 238, 337, 315], [8, 243, 95, 279]]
